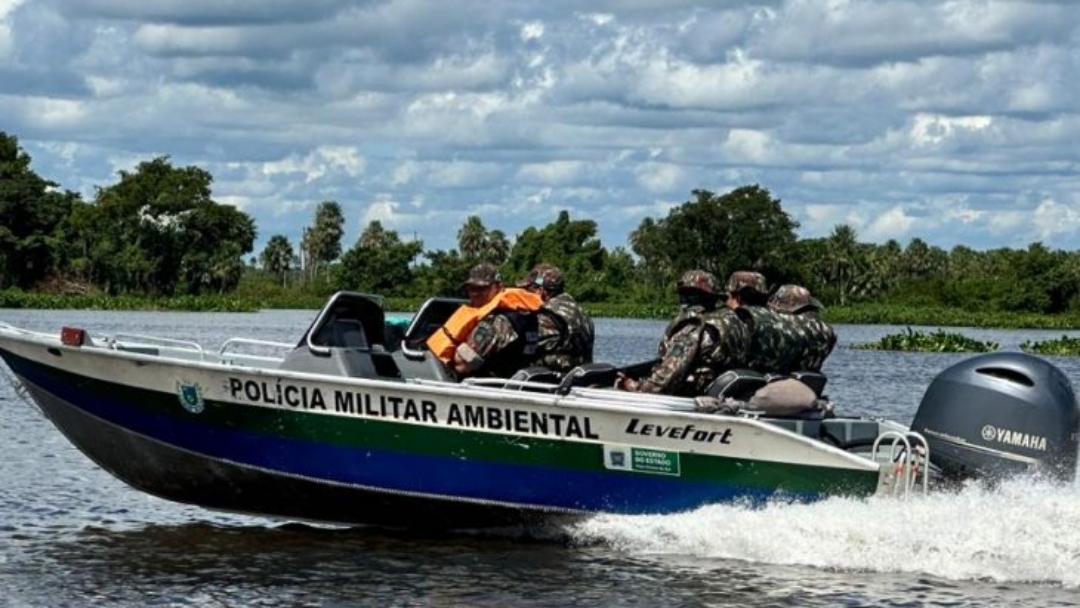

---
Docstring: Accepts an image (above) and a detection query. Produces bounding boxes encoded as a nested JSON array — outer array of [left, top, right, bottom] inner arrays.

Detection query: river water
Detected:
[[2, 309, 1080, 607]]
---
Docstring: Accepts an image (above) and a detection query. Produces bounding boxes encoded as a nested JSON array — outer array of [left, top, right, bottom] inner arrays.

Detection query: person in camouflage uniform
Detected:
[[518, 264, 595, 374], [724, 270, 806, 375], [452, 263, 543, 378], [616, 270, 749, 396], [768, 284, 837, 371]]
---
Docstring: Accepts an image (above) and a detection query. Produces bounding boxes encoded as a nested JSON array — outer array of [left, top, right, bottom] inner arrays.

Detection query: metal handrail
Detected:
[[108, 333, 205, 358], [219, 337, 294, 356], [872, 430, 930, 496]]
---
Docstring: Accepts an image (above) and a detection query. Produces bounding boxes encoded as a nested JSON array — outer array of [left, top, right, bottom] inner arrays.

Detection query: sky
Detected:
[[2, 0, 1079, 257]]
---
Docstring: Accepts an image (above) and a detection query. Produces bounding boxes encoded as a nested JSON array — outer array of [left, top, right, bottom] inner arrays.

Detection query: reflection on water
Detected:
[[3, 309, 1080, 607]]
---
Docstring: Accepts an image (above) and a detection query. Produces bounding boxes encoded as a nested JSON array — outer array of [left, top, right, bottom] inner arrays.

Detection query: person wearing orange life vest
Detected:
[[427, 262, 544, 378]]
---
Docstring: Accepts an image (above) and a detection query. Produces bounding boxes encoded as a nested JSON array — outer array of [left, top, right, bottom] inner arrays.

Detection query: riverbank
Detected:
[[2, 288, 1079, 330]]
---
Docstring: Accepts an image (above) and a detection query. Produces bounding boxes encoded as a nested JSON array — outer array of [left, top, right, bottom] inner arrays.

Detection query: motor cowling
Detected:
[[911, 352, 1079, 483]]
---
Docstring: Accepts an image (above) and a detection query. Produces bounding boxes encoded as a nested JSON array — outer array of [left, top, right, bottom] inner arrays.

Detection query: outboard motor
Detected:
[[911, 352, 1079, 483]]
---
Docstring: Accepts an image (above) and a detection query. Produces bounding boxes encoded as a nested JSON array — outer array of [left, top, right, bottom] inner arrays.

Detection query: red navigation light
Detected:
[[60, 327, 87, 347]]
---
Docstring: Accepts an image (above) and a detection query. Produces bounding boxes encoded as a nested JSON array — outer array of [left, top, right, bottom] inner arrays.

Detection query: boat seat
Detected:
[[314, 319, 369, 349], [705, 369, 771, 401], [706, 369, 830, 401], [391, 348, 456, 382], [280, 344, 403, 381], [277, 291, 409, 381], [791, 371, 828, 397], [507, 366, 561, 391], [402, 297, 466, 345], [556, 363, 618, 395]]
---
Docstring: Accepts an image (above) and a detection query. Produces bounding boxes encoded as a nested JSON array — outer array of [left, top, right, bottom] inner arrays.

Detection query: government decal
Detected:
[[176, 380, 204, 414]]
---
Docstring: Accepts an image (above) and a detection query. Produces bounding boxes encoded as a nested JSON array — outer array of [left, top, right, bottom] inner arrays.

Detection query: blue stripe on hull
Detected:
[[8, 354, 815, 514]]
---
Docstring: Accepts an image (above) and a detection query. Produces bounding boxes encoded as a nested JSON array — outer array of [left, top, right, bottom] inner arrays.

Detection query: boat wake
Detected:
[[567, 475, 1080, 588]]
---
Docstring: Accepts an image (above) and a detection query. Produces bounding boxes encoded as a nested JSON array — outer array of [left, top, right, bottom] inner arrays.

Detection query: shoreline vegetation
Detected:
[[7, 133, 1080, 340], [6, 130, 1080, 356], [5, 289, 1080, 355], [5, 287, 1080, 329]]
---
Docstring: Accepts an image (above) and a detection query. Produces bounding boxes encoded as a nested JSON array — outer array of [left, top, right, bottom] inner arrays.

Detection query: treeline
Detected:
[[4, 130, 1080, 320]]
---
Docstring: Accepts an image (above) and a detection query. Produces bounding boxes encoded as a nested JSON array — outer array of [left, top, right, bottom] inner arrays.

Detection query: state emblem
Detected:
[[177, 381, 205, 413]]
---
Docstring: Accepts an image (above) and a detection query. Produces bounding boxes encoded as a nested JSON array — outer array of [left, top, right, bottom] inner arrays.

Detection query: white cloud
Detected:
[[0, 0, 21, 59], [864, 205, 916, 241], [261, 147, 366, 183], [1032, 198, 1080, 241], [516, 160, 587, 184], [520, 21, 544, 42], [909, 113, 993, 146], [3, 0, 1079, 255], [722, 129, 773, 163], [21, 98, 88, 128], [634, 162, 684, 193]]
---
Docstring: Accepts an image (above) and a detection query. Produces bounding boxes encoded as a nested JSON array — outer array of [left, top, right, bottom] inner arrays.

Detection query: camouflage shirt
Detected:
[[456, 313, 539, 377], [738, 306, 835, 374], [787, 311, 837, 371], [635, 307, 749, 396], [533, 293, 595, 374]]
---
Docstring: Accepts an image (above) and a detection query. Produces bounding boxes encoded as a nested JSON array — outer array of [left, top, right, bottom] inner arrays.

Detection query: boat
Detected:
[[0, 291, 1077, 530]]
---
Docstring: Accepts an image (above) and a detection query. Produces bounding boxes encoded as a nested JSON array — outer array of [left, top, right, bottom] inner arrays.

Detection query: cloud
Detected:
[[3, 0, 1079, 257]]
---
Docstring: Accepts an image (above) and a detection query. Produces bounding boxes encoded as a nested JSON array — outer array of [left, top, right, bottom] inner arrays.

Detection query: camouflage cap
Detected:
[[676, 269, 719, 294], [517, 263, 565, 294], [462, 262, 503, 287], [725, 270, 768, 296], [769, 284, 823, 313]]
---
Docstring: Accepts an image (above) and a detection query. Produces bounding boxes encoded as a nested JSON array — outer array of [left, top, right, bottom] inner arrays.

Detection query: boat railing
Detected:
[[872, 430, 930, 497], [417, 377, 696, 412], [566, 386, 696, 411], [107, 333, 206, 360], [218, 338, 294, 365], [461, 376, 566, 392]]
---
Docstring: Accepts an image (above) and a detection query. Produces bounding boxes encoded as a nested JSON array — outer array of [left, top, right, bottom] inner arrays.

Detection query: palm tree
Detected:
[[259, 235, 294, 287], [824, 224, 862, 305], [457, 216, 487, 260], [304, 201, 345, 280]]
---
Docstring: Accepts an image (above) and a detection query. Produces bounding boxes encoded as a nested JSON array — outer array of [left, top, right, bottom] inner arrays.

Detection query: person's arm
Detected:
[[618, 322, 704, 393], [452, 315, 514, 376]]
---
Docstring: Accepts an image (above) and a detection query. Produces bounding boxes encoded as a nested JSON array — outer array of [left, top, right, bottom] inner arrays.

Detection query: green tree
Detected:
[[334, 221, 423, 295], [628, 216, 671, 297], [415, 249, 470, 298], [856, 239, 902, 300], [303, 201, 345, 280], [506, 210, 607, 297], [821, 224, 862, 305], [630, 185, 799, 290], [457, 216, 487, 260], [455, 215, 509, 266], [260, 235, 294, 287], [899, 237, 948, 281], [0, 132, 80, 288], [179, 202, 256, 294], [76, 156, 254, 295]]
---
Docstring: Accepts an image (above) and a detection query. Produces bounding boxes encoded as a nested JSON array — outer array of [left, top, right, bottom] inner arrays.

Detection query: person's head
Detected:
[[725, 271, 769, 308], [676, 269, 720, 311], [462, 262, 503, 306], [769, 284, 823, 314], [517, 263, 565, 301]]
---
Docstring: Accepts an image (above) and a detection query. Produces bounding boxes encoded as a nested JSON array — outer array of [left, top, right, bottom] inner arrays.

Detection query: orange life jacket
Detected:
[[427, 288, 544, 365]]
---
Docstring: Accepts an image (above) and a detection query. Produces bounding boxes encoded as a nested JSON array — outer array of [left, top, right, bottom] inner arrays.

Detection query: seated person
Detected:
[[768, 284, 836, 372], [426, 262, 544, 379], [518, 263, 595, 374], [724, 270, 805, 376], [615, 270, 749, 396]]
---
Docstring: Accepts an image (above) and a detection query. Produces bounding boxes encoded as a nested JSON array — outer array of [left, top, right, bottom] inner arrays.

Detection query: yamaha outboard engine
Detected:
[[911, 352, 1079, 483]]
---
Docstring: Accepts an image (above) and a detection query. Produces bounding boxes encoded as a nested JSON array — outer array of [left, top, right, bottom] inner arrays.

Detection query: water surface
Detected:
[[2, 309, 1080, 607]]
